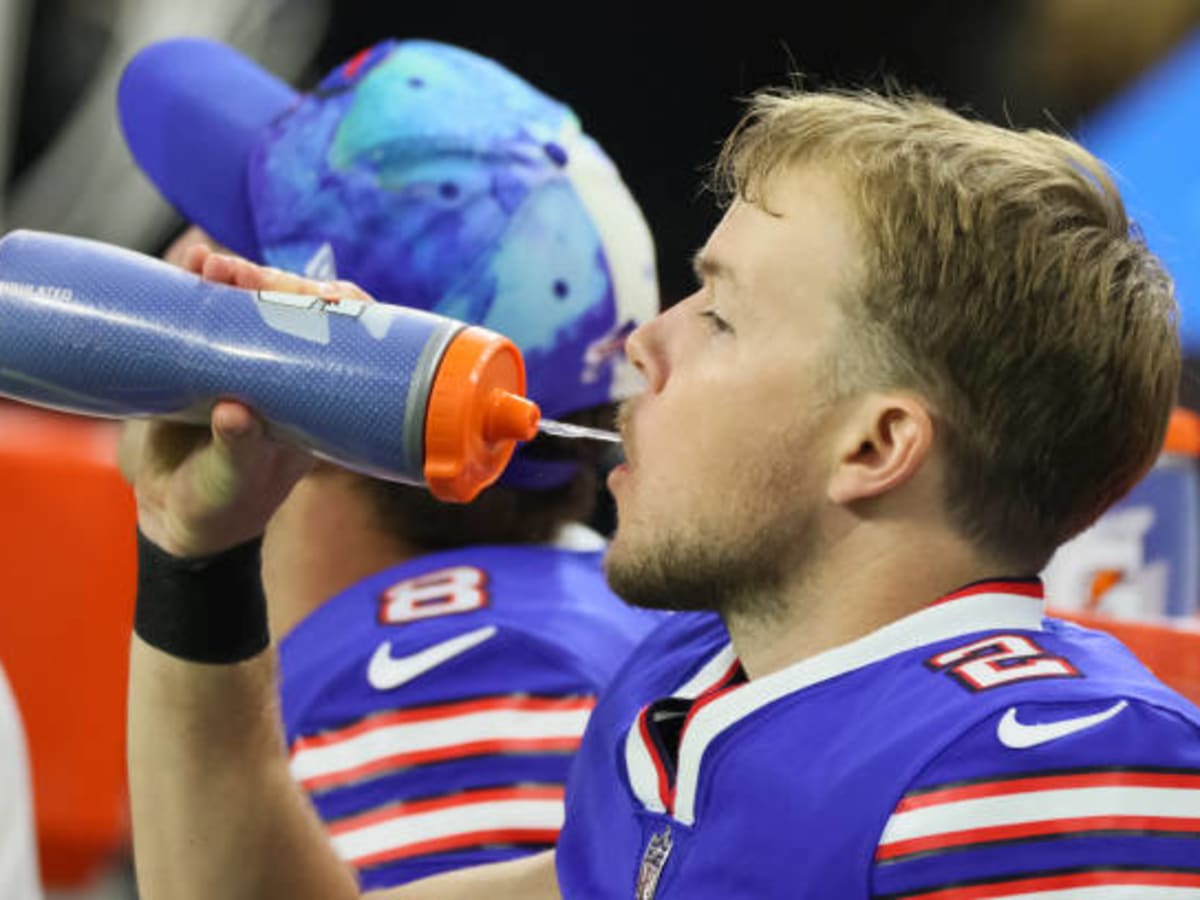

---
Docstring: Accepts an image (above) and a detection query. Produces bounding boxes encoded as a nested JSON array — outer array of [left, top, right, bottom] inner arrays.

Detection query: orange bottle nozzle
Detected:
[[485, 390, 539, 443], [423, 326, 542, 503]]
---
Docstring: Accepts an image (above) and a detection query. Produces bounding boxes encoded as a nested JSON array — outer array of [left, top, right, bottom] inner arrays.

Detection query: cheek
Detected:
[[636, 385, 771, 511]]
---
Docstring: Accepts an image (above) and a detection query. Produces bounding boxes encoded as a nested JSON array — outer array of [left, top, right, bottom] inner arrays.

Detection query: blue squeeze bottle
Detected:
[[0, 230, 540, 502]]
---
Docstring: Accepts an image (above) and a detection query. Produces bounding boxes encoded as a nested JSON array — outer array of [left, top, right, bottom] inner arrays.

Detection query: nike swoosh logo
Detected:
[[997, 700, 1129, 749], [367, 625, 497, 691]]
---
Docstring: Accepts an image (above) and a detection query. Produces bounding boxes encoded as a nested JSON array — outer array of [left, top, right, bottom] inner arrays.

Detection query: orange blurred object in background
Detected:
[[0, 401, 135, 886]]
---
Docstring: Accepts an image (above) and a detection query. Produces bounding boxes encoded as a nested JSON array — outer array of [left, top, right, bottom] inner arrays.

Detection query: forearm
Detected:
[[129, 637, 359, 900], [128, 530, 358, 900]]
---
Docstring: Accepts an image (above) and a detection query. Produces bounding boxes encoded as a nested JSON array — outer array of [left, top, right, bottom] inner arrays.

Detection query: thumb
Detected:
[[209, 400, 314, 494], [196, 401, 270, 499], [210, 401, 265, 456]]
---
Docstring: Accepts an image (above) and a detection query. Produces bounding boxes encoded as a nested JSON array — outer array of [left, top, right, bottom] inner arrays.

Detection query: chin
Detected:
[[603, 525, 716, 613], [604, 507, 803, 619]]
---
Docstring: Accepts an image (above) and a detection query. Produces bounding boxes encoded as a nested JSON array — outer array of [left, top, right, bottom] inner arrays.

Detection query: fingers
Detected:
[[264, 267, 323, 295], [127, 398, 314, 557], [210, 400, 312, 479], [198, 252, 242, 287], [325, 279, 373, 302], [181, 243, 212, 275], [211, 400, 263, 446], [205, 402, 270, 492], [164, 223, 373, 302], [165, 226, 220, 270], [194, 250, 375, 303], [198, 253, 292, 292], [258, 268, 363, 299]]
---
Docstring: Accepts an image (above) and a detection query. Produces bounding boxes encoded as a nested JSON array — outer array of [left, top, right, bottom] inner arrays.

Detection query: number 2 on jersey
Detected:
[[927, 634, 1079, 691], [378, 566, 490, 624]]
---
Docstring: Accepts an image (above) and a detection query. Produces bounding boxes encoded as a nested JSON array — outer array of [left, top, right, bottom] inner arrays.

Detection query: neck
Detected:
[[261, 468, 421, 639], [727, 523, 1007, 680]]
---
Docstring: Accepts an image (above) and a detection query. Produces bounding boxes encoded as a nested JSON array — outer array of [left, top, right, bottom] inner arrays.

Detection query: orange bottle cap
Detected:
[[423, 326, 540, 502]]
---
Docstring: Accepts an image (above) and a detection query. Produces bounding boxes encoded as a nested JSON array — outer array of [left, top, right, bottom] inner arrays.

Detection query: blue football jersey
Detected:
[[277, 535, 661, 889], [556, 579, 1200, 898]]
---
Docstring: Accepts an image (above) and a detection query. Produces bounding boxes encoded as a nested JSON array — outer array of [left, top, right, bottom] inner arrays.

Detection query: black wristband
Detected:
[[135, 530, 270, 664]]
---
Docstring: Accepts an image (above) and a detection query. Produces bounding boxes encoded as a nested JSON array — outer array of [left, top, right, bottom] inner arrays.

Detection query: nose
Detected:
[[627, 292, 704, 394], [625, 311, 667, 393]]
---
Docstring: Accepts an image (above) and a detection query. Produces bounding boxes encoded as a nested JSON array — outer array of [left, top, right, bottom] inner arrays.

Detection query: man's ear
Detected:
[[827, 394, 934, 505]]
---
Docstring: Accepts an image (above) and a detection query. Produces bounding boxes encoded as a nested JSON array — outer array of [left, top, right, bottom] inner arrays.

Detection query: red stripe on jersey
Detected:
[[928, 580, 1043, 607], [877, 814, 1200, 861], [896, 770, 1200, 812], [291, 695, 596, 752], [351, 827, 559, 868], [678, 660, 745, 742], [328, 785, 564, 836], [896, 868, 1200, 899], [706, 659, 745, 694], [299, 735, 584, 792]]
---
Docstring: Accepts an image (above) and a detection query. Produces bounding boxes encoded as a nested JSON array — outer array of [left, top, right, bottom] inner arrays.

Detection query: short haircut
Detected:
[[715, 89, 1180, 567]]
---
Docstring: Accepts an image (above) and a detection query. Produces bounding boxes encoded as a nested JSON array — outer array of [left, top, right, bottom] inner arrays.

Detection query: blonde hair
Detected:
[[715, 89, 1180, 567]]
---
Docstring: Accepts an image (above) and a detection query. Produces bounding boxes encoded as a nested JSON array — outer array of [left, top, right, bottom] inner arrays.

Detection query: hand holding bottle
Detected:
[[121, 247, 359, 557]]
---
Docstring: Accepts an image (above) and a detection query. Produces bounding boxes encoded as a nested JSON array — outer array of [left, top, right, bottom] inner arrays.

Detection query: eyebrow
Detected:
[[692, 251, 737, 287]]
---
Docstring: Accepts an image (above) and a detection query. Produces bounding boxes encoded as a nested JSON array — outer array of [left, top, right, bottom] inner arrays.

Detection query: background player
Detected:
[[117, 37, 661, 889]]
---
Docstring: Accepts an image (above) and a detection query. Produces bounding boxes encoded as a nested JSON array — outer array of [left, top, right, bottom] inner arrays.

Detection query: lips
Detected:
[[606, 460, 630, 493]]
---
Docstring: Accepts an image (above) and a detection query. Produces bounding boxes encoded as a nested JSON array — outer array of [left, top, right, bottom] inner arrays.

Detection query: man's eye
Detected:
[[700, 308, 734, 334]]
